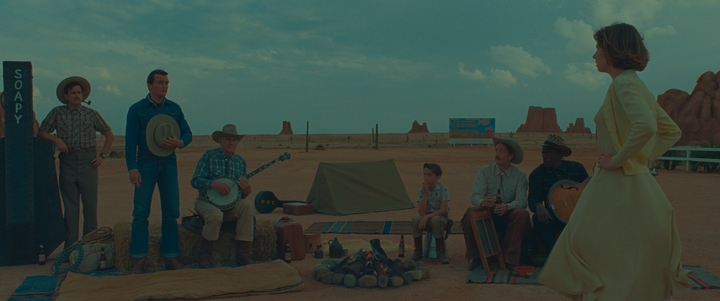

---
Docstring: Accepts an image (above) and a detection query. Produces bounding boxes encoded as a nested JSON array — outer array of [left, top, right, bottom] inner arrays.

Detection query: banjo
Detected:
[[207, 152, 291, 210]]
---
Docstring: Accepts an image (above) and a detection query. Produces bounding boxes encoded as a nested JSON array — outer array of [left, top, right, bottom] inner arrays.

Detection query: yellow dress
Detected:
[[538, 70, 692, 301]]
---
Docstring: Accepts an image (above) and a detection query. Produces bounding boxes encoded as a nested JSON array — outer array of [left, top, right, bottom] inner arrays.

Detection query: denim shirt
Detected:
[[528, 160, 589, 213], [125, 94, 192, 171]]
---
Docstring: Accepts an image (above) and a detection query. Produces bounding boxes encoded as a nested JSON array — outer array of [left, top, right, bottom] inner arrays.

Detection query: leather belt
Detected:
[[67, 147, 96, 154]]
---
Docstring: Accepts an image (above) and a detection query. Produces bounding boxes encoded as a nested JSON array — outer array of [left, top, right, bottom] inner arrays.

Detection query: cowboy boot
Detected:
[[410, 236, 423, 261], [198, 238, 213, 269], [436, 238, 449, 264], [164, 257, 185, 270], [130, 257, 145, 274], [236, 241, 255, 265]]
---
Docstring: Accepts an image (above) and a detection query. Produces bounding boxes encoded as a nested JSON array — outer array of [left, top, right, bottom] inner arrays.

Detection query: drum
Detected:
[[207, 177, 240, 210]]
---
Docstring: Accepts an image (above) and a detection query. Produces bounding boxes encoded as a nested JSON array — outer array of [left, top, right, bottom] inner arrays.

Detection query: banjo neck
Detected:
[[245, 152, 291, 179]]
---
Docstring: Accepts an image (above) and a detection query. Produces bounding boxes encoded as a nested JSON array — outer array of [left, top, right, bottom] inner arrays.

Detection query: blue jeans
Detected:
[[130, 154, 180, 258]]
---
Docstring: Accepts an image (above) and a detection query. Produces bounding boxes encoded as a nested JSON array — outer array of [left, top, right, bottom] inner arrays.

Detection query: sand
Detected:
[[1, 133, 718, 301]]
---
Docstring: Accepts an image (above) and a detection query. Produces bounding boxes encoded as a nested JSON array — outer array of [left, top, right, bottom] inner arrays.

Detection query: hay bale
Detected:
[[113, 222, 164, 273], [178, 219, 276, 266]]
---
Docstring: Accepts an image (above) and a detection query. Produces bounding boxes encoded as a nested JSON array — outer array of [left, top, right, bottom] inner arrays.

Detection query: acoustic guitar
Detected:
[[547, 177, 590, 223], [254, 190, 305, 214]]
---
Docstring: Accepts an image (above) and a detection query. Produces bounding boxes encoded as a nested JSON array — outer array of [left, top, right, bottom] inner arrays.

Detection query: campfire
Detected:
[[312, 239, 429, 288]]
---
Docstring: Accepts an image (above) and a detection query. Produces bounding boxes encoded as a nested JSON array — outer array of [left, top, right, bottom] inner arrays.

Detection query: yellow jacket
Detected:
[[602, 70, 681, 175]]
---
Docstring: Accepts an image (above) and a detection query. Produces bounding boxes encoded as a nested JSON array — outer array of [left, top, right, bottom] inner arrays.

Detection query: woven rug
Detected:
[[306, 221, 463, 235], [466, 264, 720, 290]]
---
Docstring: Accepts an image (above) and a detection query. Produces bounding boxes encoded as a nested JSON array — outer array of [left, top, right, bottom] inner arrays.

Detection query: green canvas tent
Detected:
[[306, 160, 414, 215]]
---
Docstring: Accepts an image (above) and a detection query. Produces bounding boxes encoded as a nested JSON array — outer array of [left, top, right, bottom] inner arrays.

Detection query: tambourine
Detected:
[[207, 177, 240, 210]]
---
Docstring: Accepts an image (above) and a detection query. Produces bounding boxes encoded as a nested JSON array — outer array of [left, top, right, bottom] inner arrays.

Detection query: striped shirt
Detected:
[[191, 148, 247, 195], [39, 105, 111, 149], [470, 163, 528, 210]]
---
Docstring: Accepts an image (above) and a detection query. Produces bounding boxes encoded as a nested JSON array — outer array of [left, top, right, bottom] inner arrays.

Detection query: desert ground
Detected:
[[1, 132, 718, 301]]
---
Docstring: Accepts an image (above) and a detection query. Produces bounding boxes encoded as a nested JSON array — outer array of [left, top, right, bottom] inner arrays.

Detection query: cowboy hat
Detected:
[[540, 134, 572, 157], [146, 114, 180, 157], [212, 124, 245, 143], [56, 76, 91, 104], [492, 137, 524, 164]]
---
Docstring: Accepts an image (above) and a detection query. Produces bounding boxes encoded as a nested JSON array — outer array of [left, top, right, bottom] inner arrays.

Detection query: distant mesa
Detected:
[[516, 106, 563, 133], [658, 70, 720, 146], [408, 120, 429, 133], [279, 121, 293, 135], [566, 118, 591, 134]]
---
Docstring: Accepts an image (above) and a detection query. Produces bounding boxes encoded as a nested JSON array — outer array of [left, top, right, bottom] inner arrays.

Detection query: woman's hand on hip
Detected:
[[597, 152, 620, 170]]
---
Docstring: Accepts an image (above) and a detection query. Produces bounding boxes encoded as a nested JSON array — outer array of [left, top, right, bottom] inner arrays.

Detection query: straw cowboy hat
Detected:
[[146, 114, 180, 157], [540, 134, 572, 157], [492, 137, 524, 164], [56, 76, 91, 104], [212, 124, 245, 143]]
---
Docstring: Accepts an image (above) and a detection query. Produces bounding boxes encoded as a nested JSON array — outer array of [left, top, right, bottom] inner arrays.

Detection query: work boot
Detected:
[[435, 238, 449, 264], [198, 239, 213, 269], [164, 257, 185, 270], [410, 236, 423, 261], [130, 257, 145, 274], [468, 258, 482, 271], [236, 241, 255, 265]]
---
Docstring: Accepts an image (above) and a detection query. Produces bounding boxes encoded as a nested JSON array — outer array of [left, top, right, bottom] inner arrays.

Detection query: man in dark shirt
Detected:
[[529, 134, 589, 255]]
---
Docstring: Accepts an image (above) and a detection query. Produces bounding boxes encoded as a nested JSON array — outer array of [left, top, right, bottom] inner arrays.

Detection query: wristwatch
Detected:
[[99, 153, 108, 159]]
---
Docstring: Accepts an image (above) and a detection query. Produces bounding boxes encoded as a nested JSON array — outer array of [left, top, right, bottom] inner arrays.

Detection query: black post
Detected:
[[1, 61, 36, 265]]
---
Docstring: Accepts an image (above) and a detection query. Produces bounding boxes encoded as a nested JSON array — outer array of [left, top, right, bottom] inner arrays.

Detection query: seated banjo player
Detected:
[[528, 134, 589, 255], [191, 124, 255, 268]]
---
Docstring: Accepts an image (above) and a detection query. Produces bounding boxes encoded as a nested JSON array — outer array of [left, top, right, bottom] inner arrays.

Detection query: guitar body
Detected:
[[548, 177, 590, 223], [254, 190, 305, 214]]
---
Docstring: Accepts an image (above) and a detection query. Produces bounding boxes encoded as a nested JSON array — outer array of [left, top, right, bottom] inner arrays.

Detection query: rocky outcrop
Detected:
[[516, 106, 563, 133], [566, 118, 591, 134], [408, 120, 429, 133], [657, 70, 720, 145], [279, 121, 294, 135]]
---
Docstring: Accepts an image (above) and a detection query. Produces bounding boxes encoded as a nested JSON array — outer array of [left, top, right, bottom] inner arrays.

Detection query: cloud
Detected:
[[99, 85, 121, 95], [555, 17, 595, 51], [458, 62, 486, 80], [489, 45, 551, 77], [489, 69, 517, 87], [645, 25, 677, 38], [591, 0, 665, 28], [564, 63, 607, 88]]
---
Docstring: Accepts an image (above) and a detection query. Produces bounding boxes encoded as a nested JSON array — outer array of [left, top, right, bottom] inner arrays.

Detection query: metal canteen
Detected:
[[328, 237, 343, 258]]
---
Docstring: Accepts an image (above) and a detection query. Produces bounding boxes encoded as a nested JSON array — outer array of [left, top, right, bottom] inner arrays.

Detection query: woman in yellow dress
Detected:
[[538, 23, 692, 300]]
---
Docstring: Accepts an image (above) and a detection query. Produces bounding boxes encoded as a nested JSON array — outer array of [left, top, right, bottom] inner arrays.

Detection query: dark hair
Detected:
[[147, 69, 168, 84], [63, 82, 83, 94], [496, 142, 515, 156], [593, 23, 649, 71], [423, 163, 442, 176]]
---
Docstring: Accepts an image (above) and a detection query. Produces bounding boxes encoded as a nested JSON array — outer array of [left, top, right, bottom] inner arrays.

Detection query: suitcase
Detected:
[[273, 217, 306, 261], [303, 232, 322, 253], [282, 203, 314, 216]]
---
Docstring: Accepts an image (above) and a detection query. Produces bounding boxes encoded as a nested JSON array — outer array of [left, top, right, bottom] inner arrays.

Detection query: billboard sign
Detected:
[[448, 118, 495, 145]]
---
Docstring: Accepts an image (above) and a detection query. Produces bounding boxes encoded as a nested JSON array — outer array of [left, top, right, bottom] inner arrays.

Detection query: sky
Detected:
[[1, 0, 718, 135]]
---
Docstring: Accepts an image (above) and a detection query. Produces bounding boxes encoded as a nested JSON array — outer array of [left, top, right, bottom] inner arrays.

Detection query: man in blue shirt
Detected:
[[191, 124, 254, 268], [528, 134, 589, 255], [125, 69, 192, 274]]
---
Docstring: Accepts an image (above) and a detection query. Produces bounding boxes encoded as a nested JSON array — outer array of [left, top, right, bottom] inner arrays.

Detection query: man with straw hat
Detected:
[[528, 134, 588, 255], [191, 124, 255, 268], [461, 137, 530, 272], [37, 76, 114, 250], [125, 69, 192, 273]]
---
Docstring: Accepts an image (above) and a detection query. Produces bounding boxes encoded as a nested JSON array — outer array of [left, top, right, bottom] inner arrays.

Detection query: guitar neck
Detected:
[[246, 158, 282, 179]]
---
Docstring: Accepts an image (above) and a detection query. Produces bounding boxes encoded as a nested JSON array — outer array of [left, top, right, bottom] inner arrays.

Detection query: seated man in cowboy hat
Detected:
[[191, 124, 255, 268], [37, 77, 114, 250], [462, 137, 530, 271], [528, 134, 589, 255]]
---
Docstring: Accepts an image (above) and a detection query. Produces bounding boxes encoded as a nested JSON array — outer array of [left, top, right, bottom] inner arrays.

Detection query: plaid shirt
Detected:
[[191, 148, 247, 195], [39, 105, 111, 149], [470, 163, 528, 210]]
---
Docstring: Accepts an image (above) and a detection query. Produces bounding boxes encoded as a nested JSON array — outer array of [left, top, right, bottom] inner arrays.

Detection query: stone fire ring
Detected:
[[312, 258, 430, 288]]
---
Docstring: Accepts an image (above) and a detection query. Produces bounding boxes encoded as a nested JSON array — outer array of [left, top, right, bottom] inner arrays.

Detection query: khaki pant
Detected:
[[58, 151, 98, 249], [461, 208, 529, 265], [194, 194, 254, 242], [410, 215, 447, 239]]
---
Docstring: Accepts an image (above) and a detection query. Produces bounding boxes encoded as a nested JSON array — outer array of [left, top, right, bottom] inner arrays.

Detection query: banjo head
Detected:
[[207, 177, 240, 210]]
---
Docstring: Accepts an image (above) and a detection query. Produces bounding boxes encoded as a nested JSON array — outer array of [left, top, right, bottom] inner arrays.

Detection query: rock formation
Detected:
[[279, 121, 293, 135], [657, 70, 720, 145], [516, 106, 563, 133], [565, 118, 591, 134], [408, 120, 429, 133]]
